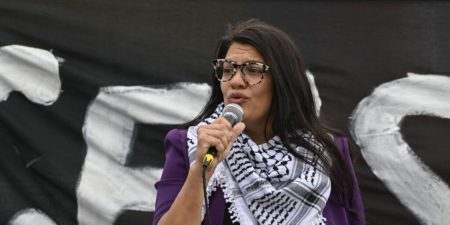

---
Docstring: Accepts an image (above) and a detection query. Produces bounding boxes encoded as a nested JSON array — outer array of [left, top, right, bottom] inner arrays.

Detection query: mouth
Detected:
[[227, 93, 249, 104]]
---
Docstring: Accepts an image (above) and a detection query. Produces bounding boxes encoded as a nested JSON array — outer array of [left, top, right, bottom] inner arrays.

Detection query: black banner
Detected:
[[1, 1, 449, 225]]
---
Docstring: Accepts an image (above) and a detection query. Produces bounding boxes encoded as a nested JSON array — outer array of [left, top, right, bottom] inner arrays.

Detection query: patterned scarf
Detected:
[[187, 103, 331, 225]]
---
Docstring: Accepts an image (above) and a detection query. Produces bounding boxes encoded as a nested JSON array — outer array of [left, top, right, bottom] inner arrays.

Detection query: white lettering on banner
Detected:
[[77, 83, 210, 225], [349, 73, 450, 224], [4, 44, 446, 225], [0, 45, 60, 225], [0, 66, 320, 224], [0, 45, 61, 104], [306, 70, 322, 115], [8, 209, 57, 225]]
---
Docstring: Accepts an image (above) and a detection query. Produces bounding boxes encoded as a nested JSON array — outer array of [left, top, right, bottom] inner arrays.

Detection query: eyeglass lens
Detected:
[[213, 60, 267, 86]]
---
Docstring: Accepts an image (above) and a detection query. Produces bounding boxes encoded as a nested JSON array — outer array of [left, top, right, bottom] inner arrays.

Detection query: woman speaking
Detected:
[[153, 19, 365, 225]]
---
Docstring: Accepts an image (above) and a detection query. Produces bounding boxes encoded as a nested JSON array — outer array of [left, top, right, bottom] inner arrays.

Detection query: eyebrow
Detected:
[[224, 58, 265, 64]]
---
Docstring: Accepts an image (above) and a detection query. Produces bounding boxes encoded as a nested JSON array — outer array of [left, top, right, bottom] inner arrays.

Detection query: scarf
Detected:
[[187, 103, 331, 225]]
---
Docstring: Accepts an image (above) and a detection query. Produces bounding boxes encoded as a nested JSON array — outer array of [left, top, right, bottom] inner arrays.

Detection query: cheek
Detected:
[[220, 83, 227, 102], [262, 93, 272, 111], [253, 87, 272, 114], [261, 88, 273, 114]]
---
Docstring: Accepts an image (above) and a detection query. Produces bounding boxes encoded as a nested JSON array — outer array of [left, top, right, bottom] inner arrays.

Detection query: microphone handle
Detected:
[[202, 147, 217, 168]]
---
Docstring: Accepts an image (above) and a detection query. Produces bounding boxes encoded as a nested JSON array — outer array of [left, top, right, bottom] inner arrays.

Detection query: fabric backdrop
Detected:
[[1, 1, 449, 225]]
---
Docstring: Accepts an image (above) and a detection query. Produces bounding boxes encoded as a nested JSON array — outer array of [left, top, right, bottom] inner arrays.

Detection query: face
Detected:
[[221, 42, 273, 136]]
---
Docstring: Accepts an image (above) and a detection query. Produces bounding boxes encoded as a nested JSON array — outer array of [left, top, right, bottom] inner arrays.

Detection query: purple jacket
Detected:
[[153, 129, 365, 225]]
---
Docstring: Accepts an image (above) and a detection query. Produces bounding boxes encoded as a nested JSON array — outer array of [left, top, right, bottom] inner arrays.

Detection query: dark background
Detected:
[[1, 1, 449, 224]]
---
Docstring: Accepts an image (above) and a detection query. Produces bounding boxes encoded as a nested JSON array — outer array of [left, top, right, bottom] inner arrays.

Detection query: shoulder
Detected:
[[165, 128, 188, 141], [164, 129, 188, 149], [163, 128, 189, 164], [333, 136, 352, 162], [326, 136, 366, 224], [159, 128, 190, 179]]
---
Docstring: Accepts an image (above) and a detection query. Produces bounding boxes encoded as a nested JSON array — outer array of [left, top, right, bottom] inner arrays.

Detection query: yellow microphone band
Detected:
[[203, 154, 214, 163]]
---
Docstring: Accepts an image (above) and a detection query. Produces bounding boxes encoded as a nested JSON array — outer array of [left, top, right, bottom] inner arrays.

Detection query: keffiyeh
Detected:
[[187, 103, 331, 225]]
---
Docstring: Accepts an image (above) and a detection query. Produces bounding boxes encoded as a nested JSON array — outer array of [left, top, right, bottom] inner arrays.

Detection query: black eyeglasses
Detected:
[[212, 59, 270, 86]]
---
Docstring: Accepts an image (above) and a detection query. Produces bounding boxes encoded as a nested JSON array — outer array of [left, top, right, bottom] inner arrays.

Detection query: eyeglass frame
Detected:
[[212, 59, 270, 86]]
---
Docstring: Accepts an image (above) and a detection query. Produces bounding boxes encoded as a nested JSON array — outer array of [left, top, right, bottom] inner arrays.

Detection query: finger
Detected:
[[198, 128, 232, 145], [198, 131, 227, 151], [198, 122, 230, 131], [199, 123, 233, 141], [220, 122, 245, 160], [222, 147, 232, 161], [199, 123, 232, 135], [199, 127, 230, 148], [219, 122, 244, 153], [213, 117, 233, 130]]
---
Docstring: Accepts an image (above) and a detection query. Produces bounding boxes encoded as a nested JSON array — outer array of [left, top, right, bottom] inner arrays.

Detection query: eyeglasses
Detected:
[[212, 59, 270, 86]]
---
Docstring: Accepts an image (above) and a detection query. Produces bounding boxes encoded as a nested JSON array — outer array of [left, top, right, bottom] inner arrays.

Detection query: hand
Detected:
[[195, 117, 245, 171]]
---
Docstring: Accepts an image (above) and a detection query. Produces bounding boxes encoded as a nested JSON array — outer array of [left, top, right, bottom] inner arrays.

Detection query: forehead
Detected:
[[225, 42, 265, 63]]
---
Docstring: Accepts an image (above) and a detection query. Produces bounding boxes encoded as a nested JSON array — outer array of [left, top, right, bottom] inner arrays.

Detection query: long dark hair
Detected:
[[185, 19, 358, 218]]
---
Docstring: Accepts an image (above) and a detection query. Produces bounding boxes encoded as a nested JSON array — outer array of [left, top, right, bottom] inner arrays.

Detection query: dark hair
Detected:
[[185, 19, 358, 218]]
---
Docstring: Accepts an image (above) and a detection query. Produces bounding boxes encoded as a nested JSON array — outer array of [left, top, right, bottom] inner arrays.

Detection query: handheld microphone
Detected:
[[202, 103, 244, 168]]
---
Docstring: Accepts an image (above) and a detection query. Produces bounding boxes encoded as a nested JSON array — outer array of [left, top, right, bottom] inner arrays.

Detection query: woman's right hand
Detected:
[[157, 120, 244, 225], [195, 117, 245, 174]]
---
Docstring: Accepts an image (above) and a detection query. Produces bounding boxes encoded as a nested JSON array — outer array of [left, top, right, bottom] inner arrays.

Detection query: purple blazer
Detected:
[[153, 129, 365, 225]]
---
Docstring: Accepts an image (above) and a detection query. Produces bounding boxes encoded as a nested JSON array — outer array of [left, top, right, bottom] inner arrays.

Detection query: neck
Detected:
[[245, 122, 273, 145]]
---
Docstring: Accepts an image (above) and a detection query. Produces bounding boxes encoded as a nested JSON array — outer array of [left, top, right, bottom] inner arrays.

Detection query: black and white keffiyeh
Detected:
[[187, 103, 331, 225]]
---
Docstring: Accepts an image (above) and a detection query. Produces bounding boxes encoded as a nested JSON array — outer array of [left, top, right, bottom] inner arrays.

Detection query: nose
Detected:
[[229, 69, 247, 88]]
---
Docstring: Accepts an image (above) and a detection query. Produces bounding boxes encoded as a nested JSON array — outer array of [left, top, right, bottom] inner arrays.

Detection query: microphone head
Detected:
[[223, 103, 244, 126]]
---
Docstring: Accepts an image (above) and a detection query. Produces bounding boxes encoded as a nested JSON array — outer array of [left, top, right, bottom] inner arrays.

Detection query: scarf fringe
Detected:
[[220, 164, 255, 225], [314, 214, 327, 225]]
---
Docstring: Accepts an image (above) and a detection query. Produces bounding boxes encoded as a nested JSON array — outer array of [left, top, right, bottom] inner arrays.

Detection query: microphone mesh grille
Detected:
[[223, 103, 244, 126]]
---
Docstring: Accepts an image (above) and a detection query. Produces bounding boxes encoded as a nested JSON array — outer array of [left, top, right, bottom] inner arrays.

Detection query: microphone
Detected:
[[202, 103, 244, 168]]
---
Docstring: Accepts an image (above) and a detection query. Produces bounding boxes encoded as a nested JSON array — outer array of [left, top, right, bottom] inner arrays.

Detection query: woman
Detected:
[[153, 19, 365, 225]]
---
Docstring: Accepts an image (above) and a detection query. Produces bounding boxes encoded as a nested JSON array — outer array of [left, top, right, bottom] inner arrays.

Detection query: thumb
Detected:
[[231, 122, 245, 139], [222, 122, 246, 160]]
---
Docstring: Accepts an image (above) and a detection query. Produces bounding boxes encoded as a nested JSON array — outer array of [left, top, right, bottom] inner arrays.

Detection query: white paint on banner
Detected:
[[306, 70, 322, 115], [0, 45, 61, 105], [350, 73, 450, 224], [77, 83, 210, 225], [1, 45, 61, 225], [8, 208, 57, 225]]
